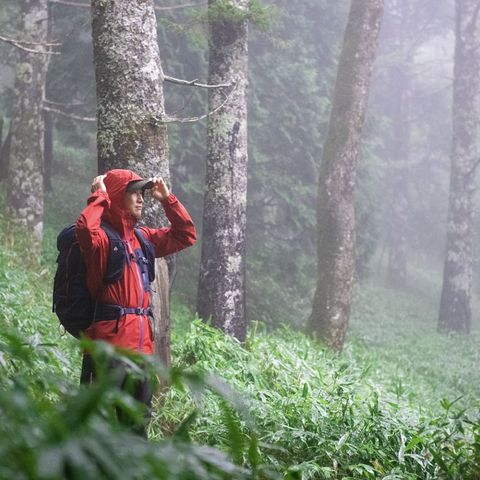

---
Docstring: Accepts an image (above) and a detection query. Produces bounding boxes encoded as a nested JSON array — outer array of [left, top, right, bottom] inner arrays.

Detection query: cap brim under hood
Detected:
[[126, 179, 154, 193]]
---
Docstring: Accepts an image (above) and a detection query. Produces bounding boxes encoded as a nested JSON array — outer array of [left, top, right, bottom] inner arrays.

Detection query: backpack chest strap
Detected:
[[93, 303, 153, 333]]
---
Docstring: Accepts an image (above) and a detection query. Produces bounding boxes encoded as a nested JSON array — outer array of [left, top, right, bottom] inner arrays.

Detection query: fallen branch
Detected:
[[164, 75, 231, 89], [44, 105, 96, 122]]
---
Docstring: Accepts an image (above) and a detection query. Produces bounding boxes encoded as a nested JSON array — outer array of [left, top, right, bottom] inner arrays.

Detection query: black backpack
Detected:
[[52, 221, 155, 338]]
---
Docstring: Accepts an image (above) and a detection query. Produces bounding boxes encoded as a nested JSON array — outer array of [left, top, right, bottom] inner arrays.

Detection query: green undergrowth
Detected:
[[153, 318, 480, 479], [1, 212, 480, 477], [0, 221, 81, 383], [348, 280, 480, 414]]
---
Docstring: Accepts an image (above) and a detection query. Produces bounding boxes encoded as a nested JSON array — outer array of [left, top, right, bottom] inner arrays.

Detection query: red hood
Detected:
[[102, 169, 143, 236]]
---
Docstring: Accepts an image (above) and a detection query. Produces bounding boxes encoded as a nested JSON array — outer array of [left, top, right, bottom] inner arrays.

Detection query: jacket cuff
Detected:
[[87, 190, 110, 205], [160, 193, 177, 206]]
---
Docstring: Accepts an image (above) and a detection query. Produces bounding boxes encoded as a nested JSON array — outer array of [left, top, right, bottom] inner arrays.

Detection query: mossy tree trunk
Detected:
[[6, 0, 49, 247], [438, 0, 480, 334], [91, 0, 172, 366], [307, 0, 384, 353], [196, 0, 249, 343]]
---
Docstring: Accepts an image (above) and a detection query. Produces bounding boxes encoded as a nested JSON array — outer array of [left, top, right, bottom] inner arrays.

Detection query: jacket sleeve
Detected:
[[141, 193, 196, 257], [76, 191, 110, 261]]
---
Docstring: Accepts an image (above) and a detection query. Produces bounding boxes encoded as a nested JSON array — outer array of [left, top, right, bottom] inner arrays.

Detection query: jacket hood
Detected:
[[102, 169, 144, 236]]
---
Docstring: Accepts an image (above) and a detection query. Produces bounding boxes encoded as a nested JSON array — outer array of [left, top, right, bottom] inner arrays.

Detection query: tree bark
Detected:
[[43, 110, 53, 192], [91, 0, 172, 365], [438, 0, 480, 334], [0, 126, 11, 182], [196, 0, 249, 343], [6, 0, 49, 246], [307, 0, 384, 353], [0, 119, 3, 155]]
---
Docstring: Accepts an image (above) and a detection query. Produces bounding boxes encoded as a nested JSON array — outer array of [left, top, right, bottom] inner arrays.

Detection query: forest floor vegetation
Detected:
[[0, 208, 479, 478]]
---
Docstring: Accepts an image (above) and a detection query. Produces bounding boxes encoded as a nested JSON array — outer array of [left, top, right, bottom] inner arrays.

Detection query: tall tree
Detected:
[[91, 0, 172, 365], [438, 0, 480, 334], [196, 0, 249, 342], [384, 0, 411, 288], [385, 64, 410, 288], [376, 0, 451, 287], [307, 0, 384, 352], [6, 0, 49, 247]]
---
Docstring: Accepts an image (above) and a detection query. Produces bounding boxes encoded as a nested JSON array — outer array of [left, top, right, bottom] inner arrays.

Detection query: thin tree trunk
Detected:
[[196, 0, 249, 343], [44, 111, 53, 192], [386, 66, 410, 288], [0, 128, 12, 182], [91, 0, 172, 366], [0, 120, 6, 181], [6, 0, 49, 246], [307, 0, 384, 353], [0, 119, 3, 155], [438, 0, 480, 334]]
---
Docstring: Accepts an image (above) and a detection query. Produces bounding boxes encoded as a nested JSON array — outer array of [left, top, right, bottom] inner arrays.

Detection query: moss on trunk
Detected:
[[197, 0, 249, 343]]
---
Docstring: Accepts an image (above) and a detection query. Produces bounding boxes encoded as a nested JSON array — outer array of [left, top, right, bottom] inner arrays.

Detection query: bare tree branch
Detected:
[[49, 0, 90, 7], [466, 0, 480, 34], [49, 19, 90, 44], [154, 2, 207, 11], [45, 99, 87, 107], [0, 35, 60, 55], [44, 105, 96, 122], [162, 84, 235, 123], [164, 75, 232, 89], [468, 156, 480, 178], [50, 1, 206, 11], [0, 35, 61, 47], [169, 91, 196, 115]]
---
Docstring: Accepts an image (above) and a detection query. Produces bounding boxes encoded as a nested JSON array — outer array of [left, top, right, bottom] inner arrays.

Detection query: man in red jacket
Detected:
[[76, 168, 196, 434]]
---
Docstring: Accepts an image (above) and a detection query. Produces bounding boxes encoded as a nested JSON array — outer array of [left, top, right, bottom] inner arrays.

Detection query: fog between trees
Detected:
[[0, 0, 478, 351]]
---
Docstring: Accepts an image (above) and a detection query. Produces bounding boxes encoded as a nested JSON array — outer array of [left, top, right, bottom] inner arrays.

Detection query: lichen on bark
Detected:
[[91, 0, 173, 365], [6, 0, 49, 248], [197, 0, 249, 342]]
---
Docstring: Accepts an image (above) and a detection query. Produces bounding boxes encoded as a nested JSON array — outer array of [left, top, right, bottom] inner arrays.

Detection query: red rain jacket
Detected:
[[76, 169, 196, 354]]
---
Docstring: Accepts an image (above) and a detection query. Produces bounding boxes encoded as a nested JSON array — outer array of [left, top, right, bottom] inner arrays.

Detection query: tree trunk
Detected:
[[91, 0, 172, 366], [438, 0, 480, 334], [6, 0, 49, 246], [196, 0, 249, 343], [0, 126, 11, 182], [386, 66, 410, 288], [0, 119, 3, 154], [44, 110, 53, 192], [307, 0, 384, 353]]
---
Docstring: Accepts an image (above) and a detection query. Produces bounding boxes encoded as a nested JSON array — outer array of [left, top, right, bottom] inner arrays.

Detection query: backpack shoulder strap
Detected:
[[134, 227, 156, 283], [57, 224, 77, 251], [100, 220, 128, 284]]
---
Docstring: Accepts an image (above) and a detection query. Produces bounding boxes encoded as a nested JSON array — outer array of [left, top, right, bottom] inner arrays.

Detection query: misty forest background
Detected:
[[1, 0, 480, 479]]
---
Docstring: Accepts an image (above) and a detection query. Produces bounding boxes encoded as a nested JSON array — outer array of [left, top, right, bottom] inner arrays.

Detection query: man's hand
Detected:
[[91, 175, 107, 193], [150, 177, 170, 202]]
